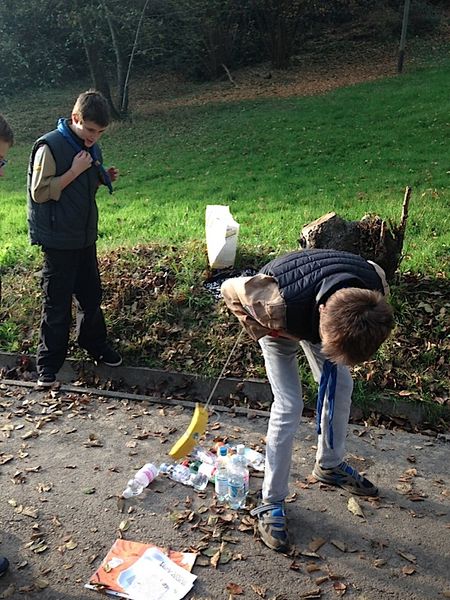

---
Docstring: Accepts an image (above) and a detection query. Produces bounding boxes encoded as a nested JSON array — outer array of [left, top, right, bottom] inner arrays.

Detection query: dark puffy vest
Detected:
[[27, 127, 101, 249], [260, 249, 384, 342]]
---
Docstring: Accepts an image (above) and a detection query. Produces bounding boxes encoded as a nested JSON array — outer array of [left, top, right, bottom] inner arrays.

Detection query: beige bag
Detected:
[[205, 205, 239, 269]]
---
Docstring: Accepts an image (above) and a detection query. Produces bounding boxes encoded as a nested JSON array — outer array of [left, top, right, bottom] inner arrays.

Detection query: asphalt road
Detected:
[[0, 381, 448, 600]]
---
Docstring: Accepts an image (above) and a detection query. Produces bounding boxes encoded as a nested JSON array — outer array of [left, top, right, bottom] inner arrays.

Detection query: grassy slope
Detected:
[[0, 53, 449, 426], [1, 61, 449, 273]]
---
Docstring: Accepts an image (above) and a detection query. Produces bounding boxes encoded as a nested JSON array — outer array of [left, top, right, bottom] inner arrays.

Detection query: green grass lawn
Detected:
[[1, 59, 449, 274], [0, 62, 449, 423]]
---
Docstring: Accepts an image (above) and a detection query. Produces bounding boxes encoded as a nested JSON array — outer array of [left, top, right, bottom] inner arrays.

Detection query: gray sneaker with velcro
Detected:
[[250, 501, 290, 552]]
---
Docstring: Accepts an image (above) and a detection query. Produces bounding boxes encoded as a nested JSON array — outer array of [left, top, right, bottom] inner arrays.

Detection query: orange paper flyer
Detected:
[[85, 538, 197, 600]]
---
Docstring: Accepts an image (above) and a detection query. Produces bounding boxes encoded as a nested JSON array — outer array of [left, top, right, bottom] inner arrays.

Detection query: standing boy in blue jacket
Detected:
[[222, 249, 394, 552], [27, 90, 121, 387]]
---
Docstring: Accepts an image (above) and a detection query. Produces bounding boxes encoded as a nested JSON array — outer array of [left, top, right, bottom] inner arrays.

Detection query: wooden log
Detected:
[[299, 188, 412, 281]]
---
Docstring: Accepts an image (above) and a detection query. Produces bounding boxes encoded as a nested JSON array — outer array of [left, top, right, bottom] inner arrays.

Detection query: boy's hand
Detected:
[[107, 166, 119, 182], [71, 151, 92, 176]]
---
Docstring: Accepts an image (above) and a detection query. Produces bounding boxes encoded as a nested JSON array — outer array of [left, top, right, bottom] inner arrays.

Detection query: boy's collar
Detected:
[[66, 119, 89, 149]]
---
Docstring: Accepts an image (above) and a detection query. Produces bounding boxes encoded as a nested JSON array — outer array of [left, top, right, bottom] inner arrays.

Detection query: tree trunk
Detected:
[[101, 0, 128, 116], [299, 188, 412, 282], [75, 0, 121, 120]]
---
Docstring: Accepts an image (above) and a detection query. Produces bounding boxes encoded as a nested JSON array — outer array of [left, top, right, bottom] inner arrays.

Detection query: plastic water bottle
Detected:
[[215, 446, 228, 501], [159, 462, 192, 485], [159, 463, 209, 491], [190, 470, 209, 491], [236, 444, 250, 495], [187, 461, 210, 491], [122, 463, 158, 498], [227, 449, 248, 509]]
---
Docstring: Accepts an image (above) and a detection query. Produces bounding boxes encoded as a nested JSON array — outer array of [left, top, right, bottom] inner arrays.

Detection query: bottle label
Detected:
[[215, 477, 228, 495], [228, 482, 245, 498]]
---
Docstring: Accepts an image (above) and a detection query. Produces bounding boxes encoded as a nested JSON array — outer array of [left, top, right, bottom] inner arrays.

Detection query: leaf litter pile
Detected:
[[1, 243, 448, 430]]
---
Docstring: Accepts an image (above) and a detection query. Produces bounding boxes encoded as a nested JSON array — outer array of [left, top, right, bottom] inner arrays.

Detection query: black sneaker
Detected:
[[92, 346, 122, 367], [37, 373, 57, 388], [0, 556, 10, 576], [312, 461, 378, 496]]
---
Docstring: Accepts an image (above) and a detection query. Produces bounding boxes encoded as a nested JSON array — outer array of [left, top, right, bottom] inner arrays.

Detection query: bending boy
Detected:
[[221, 249, 394, 552], [27, 90, 121, 387]]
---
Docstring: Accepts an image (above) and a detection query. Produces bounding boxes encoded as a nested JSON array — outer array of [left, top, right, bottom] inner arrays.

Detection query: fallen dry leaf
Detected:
[[226, 582, 244, 595], [305, 564, 322, 573], [210, 548, 221, 569], [0, 454, 14, 465], [330, 539, 347, 552], [300, 589, 322, 599], [374, 558, 387, 568], [195, 555, 210, 567], [397, 550, 417, 564], [333, 581, 347, 596], [34, 577, 49, 589], [21, 506, 39, 519], [119, 519, 131, 532], [347, 497, 365, 518], [251, 585, 267, 598], [0, 584, 16, 598], [309, 537, 326, 552], [32, 542, 48, 554]]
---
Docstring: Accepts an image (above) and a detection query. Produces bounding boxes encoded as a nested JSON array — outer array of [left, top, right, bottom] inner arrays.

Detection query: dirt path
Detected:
[[0, 382, 449, 599]]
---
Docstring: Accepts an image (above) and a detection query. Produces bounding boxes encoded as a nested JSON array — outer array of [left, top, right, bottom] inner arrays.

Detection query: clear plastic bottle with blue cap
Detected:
[[214, 446, 229, 501]]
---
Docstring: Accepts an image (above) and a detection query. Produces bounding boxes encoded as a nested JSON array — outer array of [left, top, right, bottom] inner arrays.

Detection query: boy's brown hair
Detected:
[[72, 90, 110, 127], [0, 114, 14, 145], [319, 288, 394, 366]]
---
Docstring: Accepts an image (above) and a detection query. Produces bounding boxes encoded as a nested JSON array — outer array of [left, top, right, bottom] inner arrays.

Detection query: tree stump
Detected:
[[299, 187, 411, 282]]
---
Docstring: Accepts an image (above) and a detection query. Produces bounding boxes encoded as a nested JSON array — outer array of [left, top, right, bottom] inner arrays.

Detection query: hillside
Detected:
[[0, 11, 449, 428]]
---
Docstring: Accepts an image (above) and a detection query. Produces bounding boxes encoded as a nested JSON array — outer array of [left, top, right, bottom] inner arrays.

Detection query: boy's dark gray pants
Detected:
[[36, 244, 107, 376]]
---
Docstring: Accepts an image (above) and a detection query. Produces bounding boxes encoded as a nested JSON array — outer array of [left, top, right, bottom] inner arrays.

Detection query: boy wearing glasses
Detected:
[[0, 112, 13, 577], [27, 90, 121, 387]]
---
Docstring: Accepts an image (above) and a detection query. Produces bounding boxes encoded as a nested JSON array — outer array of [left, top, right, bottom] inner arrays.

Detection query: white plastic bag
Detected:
[[205, 205, 239, 269]]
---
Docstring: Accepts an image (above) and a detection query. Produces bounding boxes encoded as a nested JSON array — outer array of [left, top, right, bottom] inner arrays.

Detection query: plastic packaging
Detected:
[[122, 463, 158, 499], [190, 446, 217, 465], [198, 462, 216, 482], [205, 205, 240, 269], [227, 448, 248, 509], [243, 447, 265, 471], [215, 446, 228, 501], [190, 470, 209, 491], [159, 462, 209, 491]]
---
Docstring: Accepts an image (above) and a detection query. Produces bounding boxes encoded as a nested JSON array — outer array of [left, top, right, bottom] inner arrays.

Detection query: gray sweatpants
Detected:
[[259, 336, 353, 503]]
